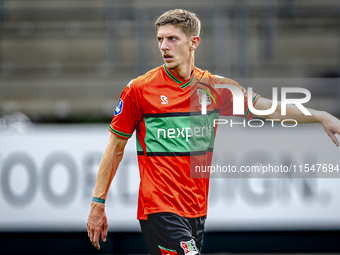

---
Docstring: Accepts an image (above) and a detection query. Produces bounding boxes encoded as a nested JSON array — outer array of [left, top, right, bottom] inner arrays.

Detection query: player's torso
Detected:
[[137, 67, 219, 157]]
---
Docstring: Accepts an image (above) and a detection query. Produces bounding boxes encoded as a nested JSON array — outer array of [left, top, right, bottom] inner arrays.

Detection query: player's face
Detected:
[[157, 25, 191, 70]]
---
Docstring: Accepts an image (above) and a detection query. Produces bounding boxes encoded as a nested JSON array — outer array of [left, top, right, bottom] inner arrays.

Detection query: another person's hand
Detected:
[[87, 202, 108, 250], [318, 112, 340, 147]]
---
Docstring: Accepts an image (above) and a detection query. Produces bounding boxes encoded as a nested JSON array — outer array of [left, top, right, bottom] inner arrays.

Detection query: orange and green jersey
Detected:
[[109, 65, 260, 220]]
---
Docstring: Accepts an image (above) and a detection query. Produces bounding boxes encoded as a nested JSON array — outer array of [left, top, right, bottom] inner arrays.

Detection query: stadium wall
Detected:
[[0, 124, 340, 253]]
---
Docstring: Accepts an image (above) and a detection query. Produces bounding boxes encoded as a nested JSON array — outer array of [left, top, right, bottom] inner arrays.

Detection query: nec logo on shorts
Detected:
[[161, 95, 168, 104], [114, 99, 123, 116], [180, 239, 198, 255]]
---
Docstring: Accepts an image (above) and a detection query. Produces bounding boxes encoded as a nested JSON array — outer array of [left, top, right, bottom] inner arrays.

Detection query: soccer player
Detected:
[[87, 9, 340, 255]]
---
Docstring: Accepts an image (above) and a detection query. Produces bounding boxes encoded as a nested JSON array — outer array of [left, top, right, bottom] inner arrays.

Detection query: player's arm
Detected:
[[87, 133, 128, 250], [254, 97, 340, 147]]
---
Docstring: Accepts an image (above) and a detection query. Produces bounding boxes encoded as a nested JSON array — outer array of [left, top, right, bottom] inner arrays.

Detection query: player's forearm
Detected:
[[93, 134, 127, 200], [277, 104, 323, 124], [255, 97, 324, 123], [92, 150, 120, 200]]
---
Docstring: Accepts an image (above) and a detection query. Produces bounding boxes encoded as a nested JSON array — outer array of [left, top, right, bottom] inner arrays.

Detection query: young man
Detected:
[[87, 9, 340, 255]]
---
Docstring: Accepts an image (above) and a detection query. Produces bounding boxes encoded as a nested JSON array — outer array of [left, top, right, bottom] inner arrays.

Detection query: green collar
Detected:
[[163, 64, 194, 89]]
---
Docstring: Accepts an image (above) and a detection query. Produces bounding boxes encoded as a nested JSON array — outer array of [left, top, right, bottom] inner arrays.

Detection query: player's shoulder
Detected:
[[126, 66, 163, 90], [196, 68, 239, 86]]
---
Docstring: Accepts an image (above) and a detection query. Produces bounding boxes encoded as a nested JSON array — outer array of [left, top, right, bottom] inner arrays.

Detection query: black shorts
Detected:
[[139, 212, 205, 255]]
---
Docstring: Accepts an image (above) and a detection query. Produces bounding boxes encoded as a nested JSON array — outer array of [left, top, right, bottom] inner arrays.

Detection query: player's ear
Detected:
[[189, 36, 200, 51]]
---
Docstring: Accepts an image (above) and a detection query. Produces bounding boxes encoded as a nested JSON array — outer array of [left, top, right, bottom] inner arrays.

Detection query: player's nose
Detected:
[[160, 40, 170, 51]]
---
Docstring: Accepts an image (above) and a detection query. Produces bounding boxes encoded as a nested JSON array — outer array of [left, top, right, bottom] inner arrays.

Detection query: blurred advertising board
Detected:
[[0, 124, 340, 231]]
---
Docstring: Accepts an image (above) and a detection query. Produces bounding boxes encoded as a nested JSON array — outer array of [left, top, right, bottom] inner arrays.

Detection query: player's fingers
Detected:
[[333, 127, 340, 147], [331, 129, 339, 147], [333, 126, 340, 136], [90, 229, 98, 243], [327, 130, 339, 147], [90, 226, 98, 245], [87, 224, 91, 238], [87, 224, 92, 239], [91, 240, 100, 250], [92, 240, 100, 250], [102, 221, 108, 242], [92, 230, 101, 250]]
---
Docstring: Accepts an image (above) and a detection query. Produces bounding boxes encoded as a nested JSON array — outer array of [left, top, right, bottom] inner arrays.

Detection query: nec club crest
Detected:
[[114, 99, 123, 116], [197, 88, 211, 105], [180, 239, 198, 255]]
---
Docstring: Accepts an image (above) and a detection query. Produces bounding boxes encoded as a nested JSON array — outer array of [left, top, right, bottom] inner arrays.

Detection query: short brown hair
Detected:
[[155, 9, 201, 38]]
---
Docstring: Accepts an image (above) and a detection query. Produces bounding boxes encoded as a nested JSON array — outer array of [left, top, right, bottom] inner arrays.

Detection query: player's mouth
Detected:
[[163, 54, 174, 61]]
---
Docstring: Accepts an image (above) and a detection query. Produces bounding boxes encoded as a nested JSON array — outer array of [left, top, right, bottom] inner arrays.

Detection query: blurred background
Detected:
[[1, 0, 340, 254]]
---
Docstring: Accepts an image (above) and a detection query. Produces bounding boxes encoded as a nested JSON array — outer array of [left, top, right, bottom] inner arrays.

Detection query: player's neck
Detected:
[[171, 55, 194, 81]]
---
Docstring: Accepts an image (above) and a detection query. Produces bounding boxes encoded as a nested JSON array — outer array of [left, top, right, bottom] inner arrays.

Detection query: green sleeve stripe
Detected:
[[158, 245, 177, 253], [136, 135, 144, 153], [163, 65, 182, 84], [244, 109, 250, 120], [109, 126, 132, 138], [244, 94, 259, 119]]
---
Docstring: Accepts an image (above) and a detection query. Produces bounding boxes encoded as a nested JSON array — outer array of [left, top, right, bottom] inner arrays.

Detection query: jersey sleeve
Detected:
[[217, 80, 260, 119], [109, 80, 142, 139]]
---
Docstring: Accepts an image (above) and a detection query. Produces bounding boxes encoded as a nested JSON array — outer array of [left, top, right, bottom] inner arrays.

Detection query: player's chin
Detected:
[[165, 62, 179, 70]]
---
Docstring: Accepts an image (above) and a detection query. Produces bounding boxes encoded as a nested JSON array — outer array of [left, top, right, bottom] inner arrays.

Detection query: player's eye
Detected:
[[157, 37, 163, 42], [169, 37, 176, 41]]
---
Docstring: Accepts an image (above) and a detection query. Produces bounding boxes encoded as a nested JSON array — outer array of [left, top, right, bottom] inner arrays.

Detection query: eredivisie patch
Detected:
[[180, 239, 198, 255], [114, 99, 123, 116]]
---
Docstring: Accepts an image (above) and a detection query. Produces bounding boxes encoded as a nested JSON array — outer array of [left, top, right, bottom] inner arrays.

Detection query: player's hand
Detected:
[[87, 202, 108, 250], [318, 112, 340, 147]]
